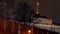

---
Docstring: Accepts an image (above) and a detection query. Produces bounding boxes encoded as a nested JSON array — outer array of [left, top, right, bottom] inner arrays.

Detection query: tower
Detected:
[[33, 1, 40, 18], [32, 0, 41, 23], [32, 0, 52, 25]]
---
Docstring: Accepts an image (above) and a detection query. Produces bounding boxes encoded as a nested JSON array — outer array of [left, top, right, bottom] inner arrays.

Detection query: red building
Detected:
[[0, 18, 59, 34]]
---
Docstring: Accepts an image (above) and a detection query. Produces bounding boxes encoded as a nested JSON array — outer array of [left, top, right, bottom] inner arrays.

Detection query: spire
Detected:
[[33, 0, 40, 18], [36, 2, 39, 14]]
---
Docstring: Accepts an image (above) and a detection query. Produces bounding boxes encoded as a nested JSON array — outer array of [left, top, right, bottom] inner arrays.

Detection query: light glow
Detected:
[[28, 30, 31, 34]]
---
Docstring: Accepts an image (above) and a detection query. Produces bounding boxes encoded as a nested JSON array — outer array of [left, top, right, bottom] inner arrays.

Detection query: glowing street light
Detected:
[[28, 30, 31, 34]]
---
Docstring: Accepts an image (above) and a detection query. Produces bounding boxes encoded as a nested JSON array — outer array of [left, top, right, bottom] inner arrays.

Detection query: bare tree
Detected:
[[16, 2, 34, 22], [0, 0, 15, 20]]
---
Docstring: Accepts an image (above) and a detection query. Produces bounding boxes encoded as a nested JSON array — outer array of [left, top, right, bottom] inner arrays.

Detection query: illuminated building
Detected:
[[0, 0, 59, 34]]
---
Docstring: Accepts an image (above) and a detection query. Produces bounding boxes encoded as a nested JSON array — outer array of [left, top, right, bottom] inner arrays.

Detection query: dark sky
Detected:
[[39, 0, 60, 25], [17, 0, 60, 25], [0, 0, 59, 25]]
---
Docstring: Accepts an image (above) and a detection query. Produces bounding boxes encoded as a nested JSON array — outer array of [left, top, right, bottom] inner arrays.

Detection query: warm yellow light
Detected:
[[28, 30, 31, 33], [37, 2, 39, 6], [36, 2, 39, 14]]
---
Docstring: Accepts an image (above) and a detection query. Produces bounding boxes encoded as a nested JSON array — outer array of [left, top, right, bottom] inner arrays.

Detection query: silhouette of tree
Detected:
[[15, 2, 34, 22]]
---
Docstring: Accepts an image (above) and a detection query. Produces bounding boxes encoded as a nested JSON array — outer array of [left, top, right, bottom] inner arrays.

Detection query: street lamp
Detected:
[[28, 30, 31, 34]]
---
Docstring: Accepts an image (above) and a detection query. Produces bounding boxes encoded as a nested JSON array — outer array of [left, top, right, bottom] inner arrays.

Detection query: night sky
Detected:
[[0, 0, 60, 25], [18, 0, 60, 25], [39, 0, 60, 25]]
